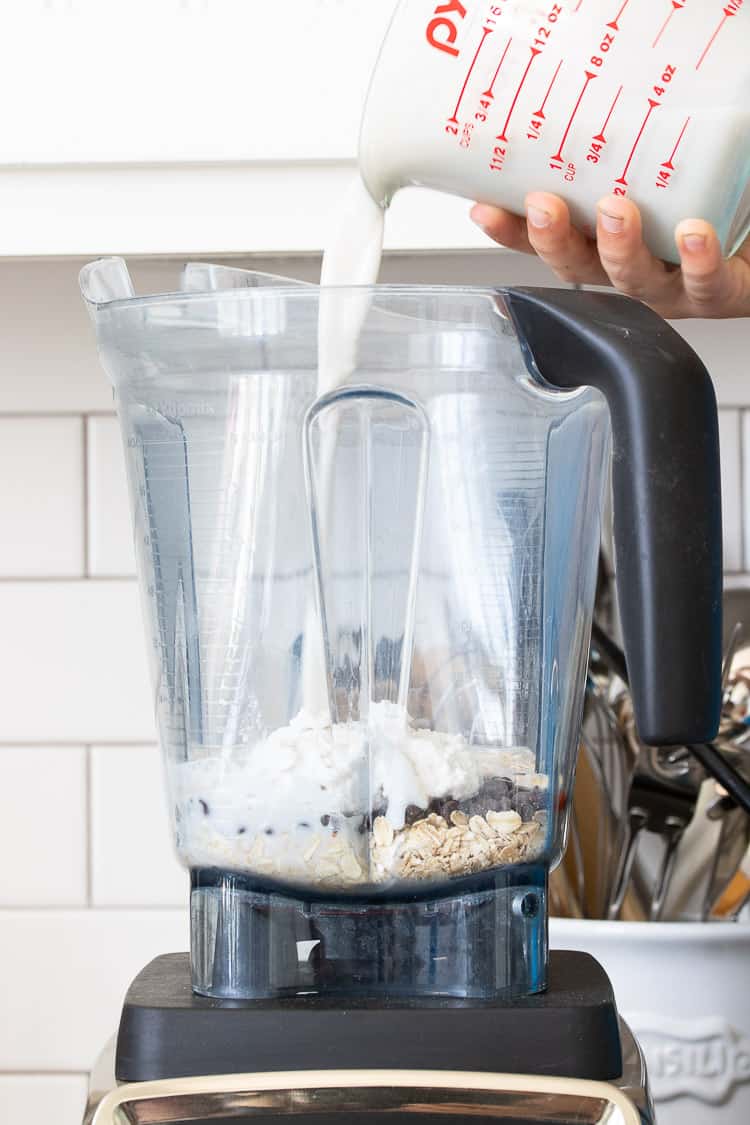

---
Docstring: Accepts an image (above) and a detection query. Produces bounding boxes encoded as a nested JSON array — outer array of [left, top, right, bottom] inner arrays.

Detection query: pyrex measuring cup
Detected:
[[80, 259, 721, 1000], [360, 0, 750, 262]]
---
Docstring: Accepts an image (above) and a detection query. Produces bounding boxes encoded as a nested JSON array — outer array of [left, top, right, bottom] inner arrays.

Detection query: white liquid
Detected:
[[301, 174, 388, 714], [317, 174, 387, 393]]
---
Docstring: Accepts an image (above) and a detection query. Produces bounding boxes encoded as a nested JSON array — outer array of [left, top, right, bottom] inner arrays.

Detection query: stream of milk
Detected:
[[300, 175, 389, 715]]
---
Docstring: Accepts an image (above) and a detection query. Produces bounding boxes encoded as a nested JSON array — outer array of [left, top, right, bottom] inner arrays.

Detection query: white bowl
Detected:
[[550, 918, 750, 1124]]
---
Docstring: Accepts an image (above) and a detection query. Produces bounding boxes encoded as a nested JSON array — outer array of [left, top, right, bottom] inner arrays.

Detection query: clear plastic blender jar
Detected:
[[80, 259, 721, 1000]]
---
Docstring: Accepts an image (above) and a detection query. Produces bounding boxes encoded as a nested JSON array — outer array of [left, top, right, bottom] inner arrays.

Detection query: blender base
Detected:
[[190, 864, 548, 1000], [115, 950, 622, 1084]]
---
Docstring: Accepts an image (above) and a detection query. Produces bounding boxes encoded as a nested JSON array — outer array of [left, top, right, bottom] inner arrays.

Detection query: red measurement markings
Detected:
[[594, 84, 623, 142], [483, 36, 513, 98], [574, 0, 584, 10], [656, 116, 690, 188], [607, 1, 630, 31], [534, 59, 563, 120], [696, 3, 742, 72], [448, 25, 494, 124], [497, 46, 541, 141], [495, 4, 561, 143], [587, 84, 622, 164], [615, 98, 660, 189], [527, 60, 563, 141], [551, 70, 597, 165], [653, 2, 685, 48]]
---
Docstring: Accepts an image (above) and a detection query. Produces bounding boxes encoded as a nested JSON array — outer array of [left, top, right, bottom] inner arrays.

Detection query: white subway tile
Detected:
[[0, 1074, 88, 1125], [0, 259, 203, 415], [87, 415, 137, 577], [0, 747, 87, 906], [0, 416, 84, 577], [0, 260, 113, 414], [719, 410, 742, 572], [0, 581, 155, 743], [0, 909, 188, 1071], [91, 745, 187, 907], [678, 319, 750, 408]]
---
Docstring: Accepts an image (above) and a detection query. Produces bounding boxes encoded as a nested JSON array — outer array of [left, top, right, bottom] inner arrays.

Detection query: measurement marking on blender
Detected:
[[447, 24, 494, 127], [614, 97, 660, 190], [696, 3, 743, 71], [482, 35, 513, 99], [652, 1, 684, 48], [607, 0, 630, 32], [656, 116, 690, 188], [550, 69, 597, 170]]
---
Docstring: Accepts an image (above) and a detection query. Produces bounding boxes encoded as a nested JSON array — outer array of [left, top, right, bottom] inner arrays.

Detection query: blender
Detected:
[[79, 258, 721, 1123]]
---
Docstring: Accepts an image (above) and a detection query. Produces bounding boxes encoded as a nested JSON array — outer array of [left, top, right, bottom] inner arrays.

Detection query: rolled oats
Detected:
[[373, 816, 394, 847]]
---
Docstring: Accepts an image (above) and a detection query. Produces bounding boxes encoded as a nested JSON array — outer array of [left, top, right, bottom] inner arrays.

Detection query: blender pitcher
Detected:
[[80, 259, 721, 1001]]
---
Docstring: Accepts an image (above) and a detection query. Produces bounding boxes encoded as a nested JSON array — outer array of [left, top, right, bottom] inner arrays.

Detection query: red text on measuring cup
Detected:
[[427, 0, 468, 58]]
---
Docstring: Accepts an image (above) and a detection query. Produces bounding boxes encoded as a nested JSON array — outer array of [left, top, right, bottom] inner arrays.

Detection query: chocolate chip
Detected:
[[519, 802, 535, 823], [237, 827, 247, 835], [429, 796, 459, 820], [298, 821, 311, 829], [405, 804, 426, 826], [320, 814, 331, 827], [264, 827, 274, 836], [199, 799, 210, 816]]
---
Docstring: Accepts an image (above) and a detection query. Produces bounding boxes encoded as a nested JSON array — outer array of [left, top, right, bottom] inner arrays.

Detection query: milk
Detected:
[[318, 174, 387, 393], [301, 175, 388, 714]]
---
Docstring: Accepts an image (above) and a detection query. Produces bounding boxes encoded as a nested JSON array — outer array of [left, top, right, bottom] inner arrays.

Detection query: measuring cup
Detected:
[[360, 0, 750, 262]]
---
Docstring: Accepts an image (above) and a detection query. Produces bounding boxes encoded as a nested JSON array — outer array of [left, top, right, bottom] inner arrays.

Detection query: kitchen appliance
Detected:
[[79, 258, 721, 1122], [359, 0, 750, 263]]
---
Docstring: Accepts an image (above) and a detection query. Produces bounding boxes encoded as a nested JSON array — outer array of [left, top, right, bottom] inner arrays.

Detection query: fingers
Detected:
[[522, 192, 609, 285], [470, 203, 535, 254], [595, 196, 676, 304], [675, 220, 744, 317]]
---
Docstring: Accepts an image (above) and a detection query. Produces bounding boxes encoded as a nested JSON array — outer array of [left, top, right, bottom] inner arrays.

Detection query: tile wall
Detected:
[[0, 256, 748, 1125]]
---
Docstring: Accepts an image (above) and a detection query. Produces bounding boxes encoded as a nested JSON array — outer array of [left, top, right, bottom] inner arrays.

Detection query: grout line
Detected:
[[82, 414, 90, 577], [85, 746, 93, 908], [0, 574, 136, 583], [0, 741, 157, 749], [0, 1070, 89, 1078], [740, 410, 747, 573], [0, 905, 186, 913], [0, 411, 116, 420]]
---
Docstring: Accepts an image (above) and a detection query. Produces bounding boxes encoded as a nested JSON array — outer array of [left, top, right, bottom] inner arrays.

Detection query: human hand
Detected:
[[471, 193, 750, 319]]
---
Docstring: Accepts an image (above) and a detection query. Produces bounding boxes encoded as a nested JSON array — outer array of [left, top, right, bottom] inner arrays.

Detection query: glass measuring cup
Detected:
[[360, 0, 750, 263], [80, 259, 721, 1000]]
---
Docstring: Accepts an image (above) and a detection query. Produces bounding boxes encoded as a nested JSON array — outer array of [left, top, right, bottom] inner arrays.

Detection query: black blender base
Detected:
[[115, 950, 622, 1084]]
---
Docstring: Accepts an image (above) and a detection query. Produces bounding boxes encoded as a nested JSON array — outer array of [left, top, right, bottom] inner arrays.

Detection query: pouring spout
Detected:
[[79, 256, 136, 310]]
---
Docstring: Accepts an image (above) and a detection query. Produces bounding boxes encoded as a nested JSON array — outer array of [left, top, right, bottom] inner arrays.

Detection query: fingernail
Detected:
[[599, 208, 625, 235], [527, 205, 552, 229], [681, 232, 707, 253], [470, 203, 494, 230]]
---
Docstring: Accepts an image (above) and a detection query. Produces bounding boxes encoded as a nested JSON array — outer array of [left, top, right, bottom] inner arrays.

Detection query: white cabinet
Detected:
[[0, 0, 489, 255]]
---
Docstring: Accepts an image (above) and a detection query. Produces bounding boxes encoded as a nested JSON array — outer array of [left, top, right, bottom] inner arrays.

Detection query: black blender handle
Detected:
[[504, 287, 722, 746]]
